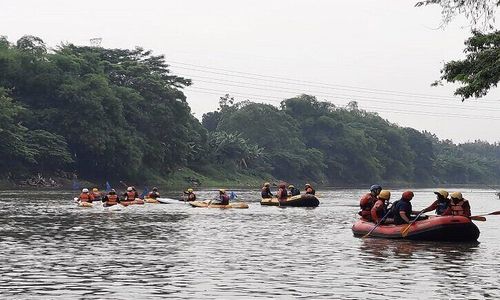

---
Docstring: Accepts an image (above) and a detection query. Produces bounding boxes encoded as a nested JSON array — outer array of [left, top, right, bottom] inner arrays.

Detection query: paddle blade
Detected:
[[488, 211, 500, 215], [471, 216, 487, 221]]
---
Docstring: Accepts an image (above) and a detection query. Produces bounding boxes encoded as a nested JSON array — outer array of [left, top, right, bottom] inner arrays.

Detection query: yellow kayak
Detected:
[[144, 198, 160, 204], [189, 200, 249, 209], [78, 202, 93, 207]]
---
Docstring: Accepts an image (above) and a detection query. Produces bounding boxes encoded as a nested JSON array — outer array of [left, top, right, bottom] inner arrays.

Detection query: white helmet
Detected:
[[82, 188, 89, 193], [127, 187, 133, 191]]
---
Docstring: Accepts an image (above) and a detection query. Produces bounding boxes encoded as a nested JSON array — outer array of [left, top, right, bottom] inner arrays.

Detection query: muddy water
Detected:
[[0, 188, 499, 299]]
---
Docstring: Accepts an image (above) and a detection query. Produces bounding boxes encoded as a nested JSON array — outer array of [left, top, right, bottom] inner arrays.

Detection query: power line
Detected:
[[183, 76, 500, 113], [188, 87, 500, 121], [166, 60, 469, 101]]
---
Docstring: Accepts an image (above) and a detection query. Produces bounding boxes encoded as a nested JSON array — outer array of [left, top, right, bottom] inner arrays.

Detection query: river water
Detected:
[[0, 188, 499, 299]]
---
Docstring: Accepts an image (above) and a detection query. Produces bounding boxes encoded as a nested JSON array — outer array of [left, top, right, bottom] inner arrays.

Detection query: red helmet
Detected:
[[402, 191, 414, 200]]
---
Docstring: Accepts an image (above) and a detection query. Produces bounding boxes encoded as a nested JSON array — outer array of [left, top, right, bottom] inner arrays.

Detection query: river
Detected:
[[0, 188, 499, 299]]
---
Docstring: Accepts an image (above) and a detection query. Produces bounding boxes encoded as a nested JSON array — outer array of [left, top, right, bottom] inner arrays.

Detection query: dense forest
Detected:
[[1, 35, 499, 187]]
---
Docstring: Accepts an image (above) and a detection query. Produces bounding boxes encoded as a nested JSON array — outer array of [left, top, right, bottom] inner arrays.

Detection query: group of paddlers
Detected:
[[261, 182, 316, 200], [76, 186, 235, 206], [359, 184, 471, 225]]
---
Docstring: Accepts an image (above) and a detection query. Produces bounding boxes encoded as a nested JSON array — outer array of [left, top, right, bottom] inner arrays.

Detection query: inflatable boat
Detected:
[[260, 194, 319, 207], [352, 215, 480, 242]]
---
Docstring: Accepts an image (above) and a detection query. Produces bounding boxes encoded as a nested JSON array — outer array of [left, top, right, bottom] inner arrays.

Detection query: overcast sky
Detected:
[[2, 0, 500, 143]]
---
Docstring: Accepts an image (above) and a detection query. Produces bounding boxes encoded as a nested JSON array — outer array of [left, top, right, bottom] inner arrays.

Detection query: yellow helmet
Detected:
[[434, 190, 449, 199], [288, 185, 294, 189], [264, 182, 270, 187], [92, 188, 98, 192], [378, 190, 391, 200], [187, 188, 193, 193], [219, 189, 226, 193], [450, 192, 463, 200]]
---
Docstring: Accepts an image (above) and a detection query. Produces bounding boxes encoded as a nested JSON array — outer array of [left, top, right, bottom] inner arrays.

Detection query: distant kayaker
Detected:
[[393, 191, 420, 225], [288, 185, 300, 196], [261, 182, 273, 198], [212, 189, 229, 205], [147, 187, 160, 199], [92, 187, 102, 202], [78, 188, 93, 203], [444, 192, 471, 217], [371, 189, 391, 223], [123, 186, 138, 201], [184, 188, 196, 201], [277, 183, 288, 201], [420, 190, 450, 215], [359, 184, 382, 221], [304, 183, 315, 195], [102, 189, 119, 206]]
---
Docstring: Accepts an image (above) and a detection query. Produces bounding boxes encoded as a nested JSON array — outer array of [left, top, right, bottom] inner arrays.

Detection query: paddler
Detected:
[[371, 190, 390, 223], [419, 190, 450, 215], [393, 191, 420, 224], [277, 183, 288, 202], [211, 189, 229, 205], [92, 187, 102, 202], [443, 192, 471, 217], [78, 188, 93, 203], [122, 186, 138, 202], [147, 187, 160, 199], [184, 188, 196, 201], [359, 184, 382, 221], [288, 184, 300, 196], [304, 183, 316, 195], [102, 189, 119, 206], [261, 182, 273, 198]]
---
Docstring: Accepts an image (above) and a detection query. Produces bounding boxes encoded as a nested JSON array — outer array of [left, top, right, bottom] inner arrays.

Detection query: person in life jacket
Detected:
[[78, 188, 93, 203], [261, 182, 273, 198], [102, 189, 119, 206], [147, 187, 160, 199], [277, 183, 288, 201], [92, 188, 102, 201], [392, 191, 420, 225], [288, 185, 301, 196], [184, 188, 196, 201], [371, 189, 391, 223], [443, 192, 471, 217], [359, 184, 382, 221], [419, 190, 450, 215], [304, 183, 315, 195], [213, 189, 229, 205], [122, 186, 138, 202]]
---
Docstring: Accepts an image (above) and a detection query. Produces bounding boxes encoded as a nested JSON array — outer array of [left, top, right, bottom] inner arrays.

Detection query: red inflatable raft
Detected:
[[352, 215, 480, 242]]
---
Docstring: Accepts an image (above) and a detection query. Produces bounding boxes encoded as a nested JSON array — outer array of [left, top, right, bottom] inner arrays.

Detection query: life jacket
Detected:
[[79, 193, 91, 202], [305, 187, 315, 195], [188, 193, 196, 201], [126, 191, 136, 201], [92, 192, 101, 200], [261, 187, 272, 198], [278, 188, 288, 200], [436, 200, 449, 215], [359, 193, 376, 220], [106, 194, 118, 205], [220, 194, 230, 205], [449, 200, 468, 216], [371, 199, 387, 222]]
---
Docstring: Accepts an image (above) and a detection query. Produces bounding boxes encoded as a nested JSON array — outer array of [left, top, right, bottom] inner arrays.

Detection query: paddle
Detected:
[[401, 210, 426, 237], [362, 208, 392, 238], [472, 210, 500, 217], [470, 216, 487, 221]]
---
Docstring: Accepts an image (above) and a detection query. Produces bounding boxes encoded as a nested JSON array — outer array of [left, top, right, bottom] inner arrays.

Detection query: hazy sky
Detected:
[[2, 0, 500, 143]]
